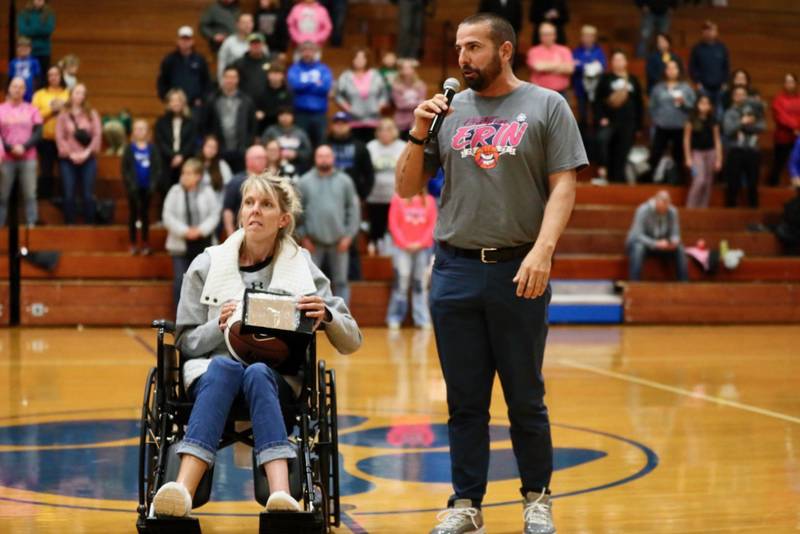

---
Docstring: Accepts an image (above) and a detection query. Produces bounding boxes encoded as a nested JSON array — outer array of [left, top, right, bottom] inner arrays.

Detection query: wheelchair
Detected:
[[136, 319, 341, 534]]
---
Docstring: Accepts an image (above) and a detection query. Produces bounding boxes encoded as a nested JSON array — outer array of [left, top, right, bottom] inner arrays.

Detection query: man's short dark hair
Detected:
[[460, 13, 517, 55]]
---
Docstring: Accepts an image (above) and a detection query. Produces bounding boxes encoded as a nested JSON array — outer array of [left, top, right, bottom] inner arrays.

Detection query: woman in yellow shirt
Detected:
[[32, 65, 69, 199]]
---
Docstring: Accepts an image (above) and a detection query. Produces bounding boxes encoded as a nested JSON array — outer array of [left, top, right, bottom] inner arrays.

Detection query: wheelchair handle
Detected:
[[151, 319, 176, 333]]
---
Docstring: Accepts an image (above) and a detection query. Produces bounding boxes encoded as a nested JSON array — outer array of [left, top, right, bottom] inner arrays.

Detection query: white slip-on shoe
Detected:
[[265, 490, 302, 512], [152, 481, 192, 518]]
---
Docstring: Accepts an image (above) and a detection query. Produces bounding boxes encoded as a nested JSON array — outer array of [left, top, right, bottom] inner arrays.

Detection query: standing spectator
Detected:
[[122, 119, 162, 255], [32, 65, 68, 200], [55, 83, 101, 225], [647, 60, 695, 183], [626, 191, 688, 281], [322, 0, 348, 47], [769, 73, 800, 186], [526, 22, 574, 96], [10, 37, 42, 103], [261, 64, 293, 132], [264, 138, 298, 180], [478, 0, 523, 36], [326, 112, 375, 202], [200, 0, 240, 54], [392, 58, 427, 136], [287, 42, 333, 147], [218, 13, 265, 81], [262, 107, 313, 174], [155, 89, 199, 193], [335, 48, 390, 143], [255, 0, 290, 53], [222, 145, 268, 236], [157, 26, 212, 111], [646, 33, 684, 93], [17, 0, 56, 73], [635, 0, 677, 58], [198, 135, 233, 210], [779, 147, 800, 252], [296, 145, 360, 304], [234, 33, 271, 127], [689, 21, 729, 111], [530, 0, 569, 45], [684, 94, 722, 208], [386, 190, 437, 329], [366, 118, 405, 254], [594, 51, 644, 183], [206, 66, 258, 174], [163, 158, 220, 307], [722, 86, 765, 207], [58, 54, 80, 90], [396, 0, 427, 59], [572, 25, 607, 129], [0, 77, 43, 227], [378, 52, 398, 92], [286, 0, 332, 48], [720, 69, 758, 112]]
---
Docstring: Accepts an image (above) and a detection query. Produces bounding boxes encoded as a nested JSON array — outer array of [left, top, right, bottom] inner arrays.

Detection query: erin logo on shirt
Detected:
[[450, 114, 529, 170]]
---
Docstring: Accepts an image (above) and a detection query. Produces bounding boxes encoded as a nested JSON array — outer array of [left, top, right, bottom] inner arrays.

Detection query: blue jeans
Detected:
[[311, 244, 350, 305], [176, 357, 295, 467], [627, 241, 689, 281], [386, 246, 432, 327], [294, 111, 328, 148], [59, 157, 96, 224], [637, 11, 671, 57], [429, 244, 553, 506], [0, 159, 38, 226]]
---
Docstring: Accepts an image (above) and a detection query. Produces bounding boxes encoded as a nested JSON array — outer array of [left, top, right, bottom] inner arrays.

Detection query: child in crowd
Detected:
[[9, 37, 42, 102], [122, 119, 162, 255], [286, 0, 332, 47], [197, 135, 233, 209], [366, 118, 406, 255], [684, 94, 722, 208], [58, 54, 80, 89]]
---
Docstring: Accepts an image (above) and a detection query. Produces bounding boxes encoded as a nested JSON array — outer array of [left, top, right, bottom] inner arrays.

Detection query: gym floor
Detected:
[[0, 325, 798, 533]]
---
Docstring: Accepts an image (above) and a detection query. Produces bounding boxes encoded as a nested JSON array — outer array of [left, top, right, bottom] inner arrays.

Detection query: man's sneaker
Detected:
[[152, 481, 192, 517], [523, 490, 555, 534], [266, 490, 302, 512], [430, 499, 485, 534]]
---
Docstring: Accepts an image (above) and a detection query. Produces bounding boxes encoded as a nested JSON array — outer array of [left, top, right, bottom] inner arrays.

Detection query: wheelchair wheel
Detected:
[[317, 360, 340, 529], [138, 367, 161, 525]]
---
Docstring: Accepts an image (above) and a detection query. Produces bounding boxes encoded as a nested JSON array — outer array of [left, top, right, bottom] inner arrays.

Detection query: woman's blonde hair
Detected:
[[165, 88, 191, 118], [239, 173, 302, 254]]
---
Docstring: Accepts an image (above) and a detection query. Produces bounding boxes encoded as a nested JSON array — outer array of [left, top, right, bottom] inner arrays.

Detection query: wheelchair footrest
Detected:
[[143, 516, 202, 534], [259, 510, 326, 534]]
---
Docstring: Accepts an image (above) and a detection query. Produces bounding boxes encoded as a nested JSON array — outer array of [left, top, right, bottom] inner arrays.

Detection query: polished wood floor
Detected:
[[0, 325, 798, 533]]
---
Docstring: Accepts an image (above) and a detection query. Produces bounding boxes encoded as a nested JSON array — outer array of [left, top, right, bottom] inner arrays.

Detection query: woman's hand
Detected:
[[297, 295, 331, 331], [218, 300, 239, 332]]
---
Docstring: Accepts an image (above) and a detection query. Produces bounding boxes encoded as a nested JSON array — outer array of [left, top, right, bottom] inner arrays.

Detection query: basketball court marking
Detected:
[[555, 357, 800, 425]]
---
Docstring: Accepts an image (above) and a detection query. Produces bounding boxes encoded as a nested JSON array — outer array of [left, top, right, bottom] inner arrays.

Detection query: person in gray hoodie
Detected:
[[722, 85, 765, 207], [626, 190, 688, 281], [334, 48, 390, 144], [261, 107, 312, 174], [296, 145, 360, 305]]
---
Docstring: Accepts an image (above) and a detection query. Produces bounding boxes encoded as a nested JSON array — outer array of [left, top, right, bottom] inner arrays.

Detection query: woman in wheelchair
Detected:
[[152, 173, 362, 518]]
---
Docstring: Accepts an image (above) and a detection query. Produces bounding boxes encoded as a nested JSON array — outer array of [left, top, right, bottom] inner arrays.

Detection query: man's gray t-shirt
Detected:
[[424, 83, 588, 249]]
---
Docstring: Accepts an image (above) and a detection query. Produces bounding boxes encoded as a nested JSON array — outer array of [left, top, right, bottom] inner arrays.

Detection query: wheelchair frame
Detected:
[[135, 319, 340, 534]]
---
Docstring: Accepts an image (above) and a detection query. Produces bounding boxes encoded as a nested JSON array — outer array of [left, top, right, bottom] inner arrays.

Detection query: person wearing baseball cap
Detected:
[[157, 26, 211, 108]]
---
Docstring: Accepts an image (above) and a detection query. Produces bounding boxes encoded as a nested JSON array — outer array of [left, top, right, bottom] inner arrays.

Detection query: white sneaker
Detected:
[[266, 490, 302, 512], [152, 481, 192, 517], [388, 322, 401, 331], [589, 176, 609, 186]]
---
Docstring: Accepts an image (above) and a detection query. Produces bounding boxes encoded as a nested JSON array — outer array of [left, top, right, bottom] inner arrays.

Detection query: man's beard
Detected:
[[461, 52, 503, 91], [318, 164, 333, 173]]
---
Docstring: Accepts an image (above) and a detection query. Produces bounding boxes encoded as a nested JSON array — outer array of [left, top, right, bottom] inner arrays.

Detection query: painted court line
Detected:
[[556, 358, 800, 425]]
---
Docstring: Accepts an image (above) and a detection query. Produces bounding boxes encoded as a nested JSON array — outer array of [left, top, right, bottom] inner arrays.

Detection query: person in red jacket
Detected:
[[769, 73, 800, 186]]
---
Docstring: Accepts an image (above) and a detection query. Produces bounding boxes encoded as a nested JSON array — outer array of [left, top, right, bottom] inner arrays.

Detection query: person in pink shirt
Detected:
[[55, 82, 102, 224], [0, 77, 43, 226], [386, 190, 437, 329], [526, 22, 574, 95], [392, 58, 427, 137], [286, 0, 332, 48]]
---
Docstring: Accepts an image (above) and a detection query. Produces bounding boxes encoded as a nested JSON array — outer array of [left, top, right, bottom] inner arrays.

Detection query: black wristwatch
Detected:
[[407, 132, 428, 145]]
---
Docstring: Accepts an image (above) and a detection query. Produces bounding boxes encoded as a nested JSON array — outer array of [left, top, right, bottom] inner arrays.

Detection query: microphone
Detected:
[[428, 78, 461, 139]]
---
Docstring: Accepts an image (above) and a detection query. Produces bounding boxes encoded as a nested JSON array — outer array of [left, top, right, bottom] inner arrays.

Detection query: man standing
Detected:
[[157, 26, 211, 110], [205, 66, 257, 174], [626, 190, 688, 281], [689, 21, 729, 112], [395, 13, 587, 534]]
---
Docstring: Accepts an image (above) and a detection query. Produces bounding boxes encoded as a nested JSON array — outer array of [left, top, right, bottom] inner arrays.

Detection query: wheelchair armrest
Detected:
[[152, 319, 176, 333]]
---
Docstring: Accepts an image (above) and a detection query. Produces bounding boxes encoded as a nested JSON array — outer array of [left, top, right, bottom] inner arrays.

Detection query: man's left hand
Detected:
[[513, 247, 552, 299]]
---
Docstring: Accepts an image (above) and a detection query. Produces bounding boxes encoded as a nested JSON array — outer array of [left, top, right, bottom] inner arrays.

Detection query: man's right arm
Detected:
[[395, 93, 450, 198]]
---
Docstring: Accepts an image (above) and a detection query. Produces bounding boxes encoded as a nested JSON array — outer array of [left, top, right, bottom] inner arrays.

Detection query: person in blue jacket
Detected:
[[572, 24, 607, 129], [287, 41, 333, 148], [9, 37, 42, 103], [17, 0, 56, 73]]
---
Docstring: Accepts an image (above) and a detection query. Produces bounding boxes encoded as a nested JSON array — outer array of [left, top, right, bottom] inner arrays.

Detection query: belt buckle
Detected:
[[480, 247, 498, 264]]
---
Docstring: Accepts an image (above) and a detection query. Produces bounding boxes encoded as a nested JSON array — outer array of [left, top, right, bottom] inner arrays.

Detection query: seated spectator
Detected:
[[636, 0, 676, 58], [122, 119, 162, 255], [386, 189, 437, 330], [264, 138, 298, 181], [594, 50, 644, 183], [720, 69, 758, 113], [287, 0, 332, 48], [17, 0, 56, 72], [646, 33, 684, 93], [626, 190, 688, 281], [296, 145, 360, 304], [722, 86, 765, 207], [163, 158, 220, 307], [10, 37, 42, 103], [684, 94, 722, 208], [58, 54, 80, 89], [198, 135, 234, 211], [526, 22, 574, 96], [155, 89, 199, 194], [768, 73, 800, 186], [218, 13, 266, 81], [205, 66, 258, 174], [647, 60, 695, 183], [234, 33, 271, 125], [0, 77, 43, 227], [287, 42, 333, 147], [689, 21, 729, 111], [392, 58, 426, 137], [326, 112, 375, 202], [572, 25, 607, 129], [530, 0, 569, 45], [200, 0, 240, 54], [55, 83, 101, 225], [157, 26, 211, 111], [479, 0, 522, 37], [255, 0, 290, 54], [222, 144, 268, 236], [334, 48, 390, 143], [366, 118, 405, 255], [32, 65, 68, 200], [261, 107, 312, 174], [261, 63, 293, 132]]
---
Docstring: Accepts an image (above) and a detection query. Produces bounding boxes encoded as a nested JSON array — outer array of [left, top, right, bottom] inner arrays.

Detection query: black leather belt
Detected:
[[437, 241, 533, 264]]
